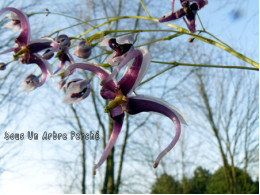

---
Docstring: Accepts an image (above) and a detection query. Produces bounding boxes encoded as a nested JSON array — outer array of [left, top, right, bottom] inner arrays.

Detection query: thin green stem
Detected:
[[139, 60, 258, 87], [197, 14, 205, 31], [188, 33, 259, 69], [28, 11, 83, 22], [139, 0, 151, 17], [139, 64, 178, 86], [152, 60, 258, 70], [202, 30, 233, 49]]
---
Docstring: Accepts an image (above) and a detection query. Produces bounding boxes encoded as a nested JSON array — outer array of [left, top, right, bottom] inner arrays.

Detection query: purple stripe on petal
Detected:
[[63, 63, 117, 90], [159, 8, 185, 23], [0, 47, 14, 55], [0, 7, 30, 45], [27, 40, 53, 53], [126, 95, 187, 168], [117, 50, 143, 96], [93, 113, 124, 175]]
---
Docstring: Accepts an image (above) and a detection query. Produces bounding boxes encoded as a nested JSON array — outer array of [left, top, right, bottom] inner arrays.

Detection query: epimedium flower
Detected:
[[53, 34, 75, 74], [20, 74, 40, 92], [0, 7, 59, 57], [62, 46, 187, 175], [73, 41, 92, 59], [0, 7, 60, 91], [159, 0, 208, 33], [62, 78, 91, 105], [99, 35, 151, 90], [19, 53, 49, 92], [99, 34, 134, 66]]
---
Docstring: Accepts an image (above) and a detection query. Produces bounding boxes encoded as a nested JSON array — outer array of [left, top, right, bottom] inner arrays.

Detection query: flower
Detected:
[[62, 79, 91, 105], [73, 41, 92, 59], [63, 46, 187, 175], [99, 35, 151, 90], [53, 34, 75, 74], [20, 53, 49, 92], [0, 7, 59, 90], [20, 74, 40, 92], [159, 0, 208, 33], [99, 34, 134, 66]]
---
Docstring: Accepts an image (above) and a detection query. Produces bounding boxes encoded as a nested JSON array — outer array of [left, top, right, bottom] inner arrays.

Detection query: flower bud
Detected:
[[73, 41, 92, 59], [55, 34, 71, 52], [20, 74, 39, 92], [0, 63, 7, 70]]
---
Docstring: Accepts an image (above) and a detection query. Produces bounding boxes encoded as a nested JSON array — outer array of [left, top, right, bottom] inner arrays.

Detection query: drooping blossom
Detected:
[[53, 34, 75, 74], [62, 78, 91, 105], [99, 34, 134, 66], [19, 53, 49, 92], [20, 74, 40, 92], [73, 41, 92, 59], [0, 7, 59, 90], [99, 35, 151, 90], [159, 0, 208, 33], [62, 45, 187, 175]]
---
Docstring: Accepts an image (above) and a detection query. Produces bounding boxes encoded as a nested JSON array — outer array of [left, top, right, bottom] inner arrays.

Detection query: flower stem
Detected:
[[139, 0, 151, 17]]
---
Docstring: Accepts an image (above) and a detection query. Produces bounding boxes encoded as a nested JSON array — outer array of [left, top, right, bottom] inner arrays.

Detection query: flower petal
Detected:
[[183, 17, 196, 33], [62, 79, 91, 105], [126, 95, 187, 168], [93, 112, 124, 175], [102, 49, 142, 91], [117, 49, 143, 95], [116, 34, 134, 44], [63, 63, 117, 91], [130, 47, 152, 92], [27, 38, 55, 53], [159, 8, 185, 23], [99, 36, 112, 46], [0, 47, 14, 55], [27, 54, 48, 87], [0, 7, 30, 45]]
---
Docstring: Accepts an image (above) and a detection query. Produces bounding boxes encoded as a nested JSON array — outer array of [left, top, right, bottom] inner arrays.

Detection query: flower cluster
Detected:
[[0, 2, 209, 174]]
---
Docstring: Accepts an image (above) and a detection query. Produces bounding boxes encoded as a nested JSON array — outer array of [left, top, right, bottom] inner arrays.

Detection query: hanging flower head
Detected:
[[62, 78, 91, 105], [159, 0, 208, 33], [53, 34, 75, 74], [62, 44, 187, 175], [99, 34, 134, 66], [0, 7, 60, 91]]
